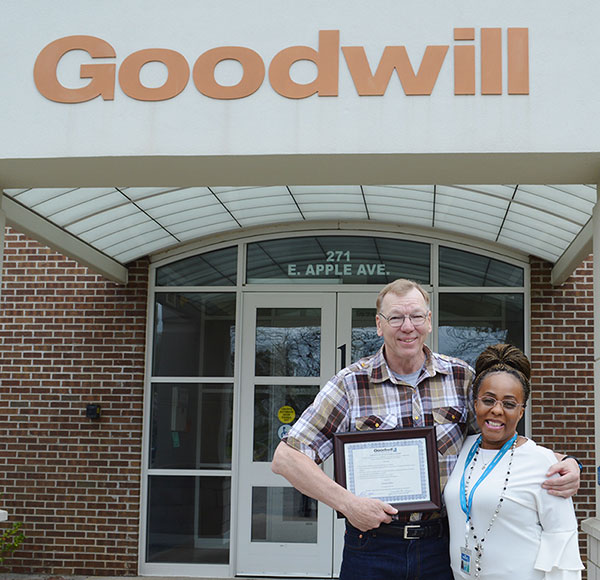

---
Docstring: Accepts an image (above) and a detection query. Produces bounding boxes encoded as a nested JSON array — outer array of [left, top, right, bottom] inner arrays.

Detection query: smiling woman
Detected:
[[475, 379, 525, 450], [444, 344, 583, 579], [472, 344, 528, 450]]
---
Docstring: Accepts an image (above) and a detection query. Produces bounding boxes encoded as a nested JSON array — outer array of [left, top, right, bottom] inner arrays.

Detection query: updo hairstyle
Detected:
[[472, 343, 531, 406]]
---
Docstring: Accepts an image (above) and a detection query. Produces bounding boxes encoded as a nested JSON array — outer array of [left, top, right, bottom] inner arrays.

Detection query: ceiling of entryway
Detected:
[[2, 184, 595, 284]]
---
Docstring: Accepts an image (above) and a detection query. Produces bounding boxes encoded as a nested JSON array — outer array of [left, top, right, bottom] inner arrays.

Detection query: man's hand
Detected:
[[343, 496, 398, 532], [272, 442, 399, 532], [542, 458, 580, 498]]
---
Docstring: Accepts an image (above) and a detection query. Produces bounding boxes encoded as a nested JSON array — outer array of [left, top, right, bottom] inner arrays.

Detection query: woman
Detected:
[[445, 344, 583, 579]]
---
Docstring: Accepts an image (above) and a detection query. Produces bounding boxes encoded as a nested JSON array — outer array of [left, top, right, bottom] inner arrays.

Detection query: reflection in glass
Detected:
[[251, 487, 318, 543], [253, 385, 320, 462], [153, 293, 236, 376], [438, 293, 524, 367], [247, 236, 430, 284], [156, 246, 237, 286], [150, 383, 233, 469], [255, 308, 321, 377], [439, 247, 524, 287], [147, 476, 230, 564], [351, 308, 382, 363]]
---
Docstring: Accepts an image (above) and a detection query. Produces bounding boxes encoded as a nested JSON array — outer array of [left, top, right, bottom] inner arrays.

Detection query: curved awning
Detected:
[[2, 184, 595, 285]]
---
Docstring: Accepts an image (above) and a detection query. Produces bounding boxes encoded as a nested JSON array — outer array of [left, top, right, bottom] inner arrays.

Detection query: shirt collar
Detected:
[[370, 344, 452, 383], [422, 345, 452, 377]]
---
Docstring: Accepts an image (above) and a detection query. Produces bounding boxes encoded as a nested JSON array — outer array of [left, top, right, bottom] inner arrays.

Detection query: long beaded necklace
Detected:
[[463, 436, 517, 577]]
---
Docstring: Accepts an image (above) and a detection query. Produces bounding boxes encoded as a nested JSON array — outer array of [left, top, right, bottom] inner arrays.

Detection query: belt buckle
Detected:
[[403, 524, 421, 540]]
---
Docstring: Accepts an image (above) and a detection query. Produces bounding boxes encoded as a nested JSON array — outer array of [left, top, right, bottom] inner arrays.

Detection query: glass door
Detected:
[[337, 293, 382, 366], [236, 291, 381, 577], [331, 293, 381, 574], [236, 292, 337, 576]]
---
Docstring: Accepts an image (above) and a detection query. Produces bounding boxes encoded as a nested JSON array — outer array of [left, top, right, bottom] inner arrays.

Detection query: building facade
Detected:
[[1, 0, 600, 577], [0, 227, 596, 576]]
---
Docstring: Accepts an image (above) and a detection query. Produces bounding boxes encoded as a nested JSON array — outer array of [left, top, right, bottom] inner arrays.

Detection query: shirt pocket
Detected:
[[354, 414, 398, 431], [432, 406, 467, 456]]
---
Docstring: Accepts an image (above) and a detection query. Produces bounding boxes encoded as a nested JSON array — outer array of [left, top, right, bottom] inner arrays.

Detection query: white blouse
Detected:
[[445, 435, 583, 580]]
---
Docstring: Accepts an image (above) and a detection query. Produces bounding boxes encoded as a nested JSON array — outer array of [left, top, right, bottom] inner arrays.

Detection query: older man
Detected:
[[272, 279, 580, 580]]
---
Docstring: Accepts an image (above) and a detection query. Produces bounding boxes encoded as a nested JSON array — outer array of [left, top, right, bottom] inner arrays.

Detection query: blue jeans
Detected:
[[339, 523, 453, 580]]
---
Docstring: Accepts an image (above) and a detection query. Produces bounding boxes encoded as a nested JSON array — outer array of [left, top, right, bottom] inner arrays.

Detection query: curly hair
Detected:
[[472, 343, 531, 405]]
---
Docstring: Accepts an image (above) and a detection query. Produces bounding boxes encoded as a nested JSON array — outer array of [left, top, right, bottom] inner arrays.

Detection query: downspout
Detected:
[[582, 185, 600, 575], [0, 192, 5, 299]]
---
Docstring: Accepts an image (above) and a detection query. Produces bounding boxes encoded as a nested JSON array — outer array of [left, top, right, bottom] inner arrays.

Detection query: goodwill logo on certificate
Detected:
[[345, 439, 430, 503]]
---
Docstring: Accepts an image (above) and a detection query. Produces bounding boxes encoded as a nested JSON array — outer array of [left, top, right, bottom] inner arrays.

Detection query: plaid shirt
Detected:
[[285, 345, 477, 492]]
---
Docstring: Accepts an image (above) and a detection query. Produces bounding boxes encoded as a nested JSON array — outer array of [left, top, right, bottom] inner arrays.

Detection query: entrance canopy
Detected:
[[1, 184, 595, 285]]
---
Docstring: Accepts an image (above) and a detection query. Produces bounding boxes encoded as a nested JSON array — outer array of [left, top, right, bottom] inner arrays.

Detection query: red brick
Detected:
[[0, 227, 146, 574]]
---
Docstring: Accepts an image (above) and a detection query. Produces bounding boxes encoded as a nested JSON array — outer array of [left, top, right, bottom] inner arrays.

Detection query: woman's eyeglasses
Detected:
[[477, 396, 525, 411]]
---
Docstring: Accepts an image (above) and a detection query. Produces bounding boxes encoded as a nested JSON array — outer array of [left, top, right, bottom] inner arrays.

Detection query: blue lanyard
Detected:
[[459, 433, 517, 521]]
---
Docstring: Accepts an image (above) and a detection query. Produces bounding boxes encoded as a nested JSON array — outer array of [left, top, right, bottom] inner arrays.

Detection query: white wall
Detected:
[[2, 0, 600, 186]]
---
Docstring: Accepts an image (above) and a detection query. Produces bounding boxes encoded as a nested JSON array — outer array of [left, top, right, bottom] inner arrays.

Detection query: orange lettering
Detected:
[[193, 47, 265, 99], [454, 29, 475, 41], [508, 28, 529, 95], [269, 30, 339, 98], [33, 28, 529, 103], [34, 35, 116, 103], [119, 49, 189, 101], [454, 28, 475, 95], [342, 45, 448, 96], [481, 28, 502, 95]]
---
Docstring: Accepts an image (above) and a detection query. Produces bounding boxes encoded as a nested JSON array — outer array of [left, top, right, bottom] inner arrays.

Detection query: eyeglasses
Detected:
[[477, 396, 525, 411], [378, 312, 429, 328]]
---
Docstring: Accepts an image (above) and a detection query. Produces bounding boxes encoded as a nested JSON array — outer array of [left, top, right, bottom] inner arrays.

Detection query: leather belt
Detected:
[[390, 510, 443, 523], [373, 517, 448, 540]]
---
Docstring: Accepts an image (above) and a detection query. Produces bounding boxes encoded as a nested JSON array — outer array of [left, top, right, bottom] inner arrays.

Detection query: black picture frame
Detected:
[[333, 426, 441, 513]]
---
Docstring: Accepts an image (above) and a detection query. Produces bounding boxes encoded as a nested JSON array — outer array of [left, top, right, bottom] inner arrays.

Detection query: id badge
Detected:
[[460, 546, 473, 576]]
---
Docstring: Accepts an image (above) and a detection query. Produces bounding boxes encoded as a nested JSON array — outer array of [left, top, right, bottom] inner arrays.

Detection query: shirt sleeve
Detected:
[[283, 372, 351, 464], [533, 456, 583, 579]]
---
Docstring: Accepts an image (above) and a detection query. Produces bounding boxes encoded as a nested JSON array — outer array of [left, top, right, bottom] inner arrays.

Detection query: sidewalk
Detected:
[[0, 576, 197, 580], [0, 576, 277, 580], [0, 576, 218, 580], [0, 577, 210, 580]]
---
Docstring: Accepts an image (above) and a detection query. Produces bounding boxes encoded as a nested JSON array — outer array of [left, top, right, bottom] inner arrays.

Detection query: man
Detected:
[[272, 279, 580, 580]]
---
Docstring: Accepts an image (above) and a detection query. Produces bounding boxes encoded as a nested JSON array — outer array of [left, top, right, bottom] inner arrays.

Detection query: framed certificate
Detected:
[[333, 426, 441, 513]]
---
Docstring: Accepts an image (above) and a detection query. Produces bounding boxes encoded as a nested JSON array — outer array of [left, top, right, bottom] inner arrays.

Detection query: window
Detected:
[[439, 246, 524, 287], [246, 236, 430, 284], [156, 246, 237, 286], [438, 293, 524, 366]]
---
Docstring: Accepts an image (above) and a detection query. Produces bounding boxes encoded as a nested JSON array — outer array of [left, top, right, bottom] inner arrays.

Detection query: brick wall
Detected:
[[530, 256, 595, 570], [0, 227, 148, 574]]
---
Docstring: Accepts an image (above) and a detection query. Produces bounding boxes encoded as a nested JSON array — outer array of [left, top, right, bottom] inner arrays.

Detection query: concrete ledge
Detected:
[[3, 153, 600, 188], [583, 518, 600, 580], [583, 517, 600, 541]]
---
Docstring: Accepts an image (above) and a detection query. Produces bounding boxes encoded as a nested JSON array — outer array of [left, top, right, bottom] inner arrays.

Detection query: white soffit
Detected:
[[2, 184, 596, 276]]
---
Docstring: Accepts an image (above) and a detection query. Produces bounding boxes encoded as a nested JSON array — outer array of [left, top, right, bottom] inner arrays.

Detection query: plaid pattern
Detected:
[[285, 345, 477, 492]]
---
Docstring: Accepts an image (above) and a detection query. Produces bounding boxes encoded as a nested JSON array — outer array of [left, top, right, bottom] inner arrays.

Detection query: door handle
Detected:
[[337, 344, 347, 370]]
